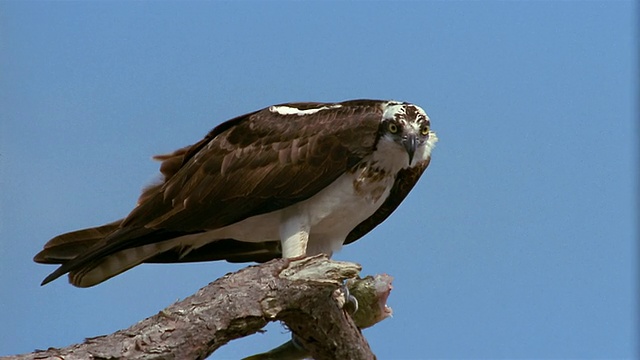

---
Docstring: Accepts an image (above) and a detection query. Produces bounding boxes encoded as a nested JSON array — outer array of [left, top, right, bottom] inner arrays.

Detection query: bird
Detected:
[[34, 99, 438, 287]]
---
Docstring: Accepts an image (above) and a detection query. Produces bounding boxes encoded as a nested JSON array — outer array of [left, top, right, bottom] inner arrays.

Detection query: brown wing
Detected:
[[36, 100, 386, 285], [146, 157, 432, 264], [122, 100, 384, 230]]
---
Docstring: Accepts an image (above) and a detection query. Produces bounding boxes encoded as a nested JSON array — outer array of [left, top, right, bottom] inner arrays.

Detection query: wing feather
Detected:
[[123, 101, 382, 231], [142, 157, 432, 264], [38, 100, 386, 285]]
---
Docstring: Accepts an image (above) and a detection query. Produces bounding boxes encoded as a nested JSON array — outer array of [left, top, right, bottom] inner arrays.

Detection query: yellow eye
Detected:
[[420, 125, 430, 136], [387, 122, 399, 134]]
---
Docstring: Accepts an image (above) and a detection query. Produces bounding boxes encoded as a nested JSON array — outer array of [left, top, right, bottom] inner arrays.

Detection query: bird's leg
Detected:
[[279, 208, 310, 258]]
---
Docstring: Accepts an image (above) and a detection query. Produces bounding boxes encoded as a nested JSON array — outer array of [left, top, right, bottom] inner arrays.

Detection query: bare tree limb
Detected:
[[4, 255, 393, 360]]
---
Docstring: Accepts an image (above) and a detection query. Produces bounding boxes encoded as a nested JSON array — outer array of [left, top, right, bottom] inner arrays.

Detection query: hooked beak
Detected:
[[402, 133, 417, 165]]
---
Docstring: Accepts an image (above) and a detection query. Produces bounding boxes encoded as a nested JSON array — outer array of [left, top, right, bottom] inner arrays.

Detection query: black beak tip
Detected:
[[403, 135, 417, 165]]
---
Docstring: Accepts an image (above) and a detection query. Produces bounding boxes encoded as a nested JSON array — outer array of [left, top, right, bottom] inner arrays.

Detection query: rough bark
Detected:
[[4, 255, 392, 360]]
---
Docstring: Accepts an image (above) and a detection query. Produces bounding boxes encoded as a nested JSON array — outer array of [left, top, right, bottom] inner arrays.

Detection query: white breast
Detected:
[[302, 168, 396, 253], [174, 165, 396, 257]]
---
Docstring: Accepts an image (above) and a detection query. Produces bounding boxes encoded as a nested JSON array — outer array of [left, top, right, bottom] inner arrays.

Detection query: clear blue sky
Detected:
[[1, 2, 637, 359]]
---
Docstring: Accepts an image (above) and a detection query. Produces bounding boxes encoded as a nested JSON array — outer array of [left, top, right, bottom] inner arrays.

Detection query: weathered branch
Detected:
[[5, 255, 393, 360]]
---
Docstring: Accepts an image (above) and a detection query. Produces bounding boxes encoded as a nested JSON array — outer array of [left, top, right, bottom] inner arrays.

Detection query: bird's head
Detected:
[[378, 102, 438, 168]]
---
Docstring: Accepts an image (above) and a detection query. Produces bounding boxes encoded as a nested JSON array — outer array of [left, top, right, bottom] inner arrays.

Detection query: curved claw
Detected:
[[342, 283, 359, 314]]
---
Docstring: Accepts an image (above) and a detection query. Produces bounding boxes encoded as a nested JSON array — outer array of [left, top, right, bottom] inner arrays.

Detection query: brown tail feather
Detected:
[[34, 220, 122, 264], [35, 221, 284, 287]]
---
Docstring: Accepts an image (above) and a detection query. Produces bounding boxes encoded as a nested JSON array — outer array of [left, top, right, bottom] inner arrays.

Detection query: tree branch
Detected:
[[6, 255, 393, 360]]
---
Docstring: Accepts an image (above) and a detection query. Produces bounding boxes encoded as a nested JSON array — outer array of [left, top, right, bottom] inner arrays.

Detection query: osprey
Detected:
[[35, 99, 438, 287]]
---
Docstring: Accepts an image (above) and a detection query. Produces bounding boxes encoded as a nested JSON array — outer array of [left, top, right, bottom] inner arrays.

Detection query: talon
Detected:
[[342, 283, 359, 314]]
